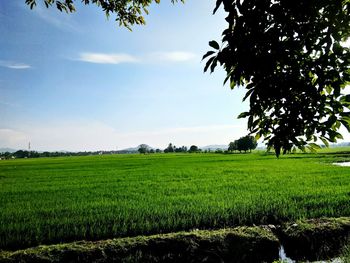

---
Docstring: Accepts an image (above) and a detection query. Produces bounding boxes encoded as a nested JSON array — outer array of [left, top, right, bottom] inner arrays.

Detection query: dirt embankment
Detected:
[[0, 217, 349, 263]]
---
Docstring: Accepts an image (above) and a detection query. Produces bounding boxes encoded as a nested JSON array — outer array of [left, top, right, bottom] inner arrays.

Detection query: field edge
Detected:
[[1, 217, 349, 263]]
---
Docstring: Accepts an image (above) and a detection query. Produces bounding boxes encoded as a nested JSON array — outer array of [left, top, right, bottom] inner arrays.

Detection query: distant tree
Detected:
[[4, 152, 11, 159], [228, 141, 238, 152], [138, 144, 149, 154], [189, 145, 199, 153], [246, 135, 258, 152], [174, 146, 188, 153], [215, 148, 223, 153], [149, 149, 155, 154], [236, 135, 258, 153], [13, 150, 29, 158], [155, 149, 161, 153], [164, 143, 174, 153]]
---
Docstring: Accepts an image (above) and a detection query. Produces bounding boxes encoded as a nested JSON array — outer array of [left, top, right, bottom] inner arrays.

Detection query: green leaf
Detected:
[[202, 51, 215, 61], [238, 112, 250, 119], [340, 119, 350, 132], [255, 133, 261, 141], [204, 56, 215, 73], [210, 58, 218, 73], [209, 40, 220, 50], [320, 137, 329, 147], [308, 143, 321, 150], [213, 0, 222, 14]]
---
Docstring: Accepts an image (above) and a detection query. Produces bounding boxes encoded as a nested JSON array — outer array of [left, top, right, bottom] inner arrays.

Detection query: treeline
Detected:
[[138, 136, 257, 155], [137, 144, 200, 154], [0, 135, 258, 160], [228, 135, 257, 153], [0, 150, 120, 160]]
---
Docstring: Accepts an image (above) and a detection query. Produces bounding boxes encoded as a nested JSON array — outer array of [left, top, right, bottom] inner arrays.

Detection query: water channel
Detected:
[[279, 246, 342, 263]]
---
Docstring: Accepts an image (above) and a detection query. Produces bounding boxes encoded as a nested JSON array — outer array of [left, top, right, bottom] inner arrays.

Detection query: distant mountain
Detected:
[[0, 148, 17, 153], [200, 145, 228, 151]]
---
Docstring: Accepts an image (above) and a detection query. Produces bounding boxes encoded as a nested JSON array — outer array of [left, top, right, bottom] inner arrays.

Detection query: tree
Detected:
[[188, 145, 199, 153], [235, 135, 258, 153], [228, 141, 238, 152], [25, 0, 183, 30], [138, 144, 149, 154], [204, 0, 350, 157], [245, 135, 258, 153], [164, 143, 174, 153]]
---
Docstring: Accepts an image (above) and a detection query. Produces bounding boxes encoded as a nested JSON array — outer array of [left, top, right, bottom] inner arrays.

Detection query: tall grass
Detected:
[[0, 151, 349, 249]]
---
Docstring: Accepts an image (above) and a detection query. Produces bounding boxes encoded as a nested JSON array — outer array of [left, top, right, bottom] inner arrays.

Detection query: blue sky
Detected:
[[0, 0, 251, 151], [2, 1, 349, 151]]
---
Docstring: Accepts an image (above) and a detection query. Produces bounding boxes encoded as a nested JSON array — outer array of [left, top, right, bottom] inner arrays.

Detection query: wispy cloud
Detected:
[[76, 51, 196, 65], [0, 60, 31, 69], [150, 51, 196, 62], [78, 53, 139, 64]]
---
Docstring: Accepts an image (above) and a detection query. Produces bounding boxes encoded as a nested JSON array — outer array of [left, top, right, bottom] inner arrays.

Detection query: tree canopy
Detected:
[[25, 0, 183, 30], [228, 135, 257, 153], [204, 0, 350, 157]]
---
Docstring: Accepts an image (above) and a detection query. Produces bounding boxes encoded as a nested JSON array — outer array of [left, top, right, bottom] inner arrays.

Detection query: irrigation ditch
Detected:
[[0, 217, 349, 263]]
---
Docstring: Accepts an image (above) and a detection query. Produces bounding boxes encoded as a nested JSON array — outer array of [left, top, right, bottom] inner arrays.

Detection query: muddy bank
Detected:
[[278, 217, 350, 261], [0, 227, 279, 263], [0, 217, 349, 263]]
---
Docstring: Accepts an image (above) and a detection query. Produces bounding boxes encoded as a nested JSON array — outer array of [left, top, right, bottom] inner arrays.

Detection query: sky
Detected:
[[0, 0, 252, 151], [0, 1, 349, 151]]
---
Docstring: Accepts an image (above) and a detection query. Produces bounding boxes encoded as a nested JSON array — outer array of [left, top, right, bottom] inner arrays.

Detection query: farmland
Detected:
[[0, 150, 350, 250]]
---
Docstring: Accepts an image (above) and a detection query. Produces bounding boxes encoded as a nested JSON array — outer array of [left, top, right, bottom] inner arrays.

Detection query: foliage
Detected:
[[228, 141, 238, 152], [228, 136, 257, 153], [1, 151, 350, 249], [164, 143, 175, 153], [188, 145, 199, 152], [175, 146, 187, 153], [204, 0, 350, 157], [237, 135, 257, 152], [25, 0, 183, 30], [138, 144, 150, 154]]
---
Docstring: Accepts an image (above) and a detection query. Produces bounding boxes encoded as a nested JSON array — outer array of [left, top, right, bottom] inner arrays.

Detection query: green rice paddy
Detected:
[[1, 150, 350, 250]]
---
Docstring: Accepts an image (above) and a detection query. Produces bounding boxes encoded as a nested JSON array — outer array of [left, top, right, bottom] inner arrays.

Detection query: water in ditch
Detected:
[[279, 246, 342, 263]]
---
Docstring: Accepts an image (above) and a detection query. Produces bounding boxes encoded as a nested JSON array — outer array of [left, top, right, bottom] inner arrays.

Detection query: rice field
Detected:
[[0, 150, 350, 250]]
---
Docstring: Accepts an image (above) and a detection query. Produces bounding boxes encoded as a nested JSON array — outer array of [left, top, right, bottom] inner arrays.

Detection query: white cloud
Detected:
[[151, 51, 196, 62], [78, 53, 139, 64], [0, 60, 31, 69], [76, 51, 196, 65]]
